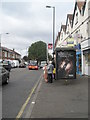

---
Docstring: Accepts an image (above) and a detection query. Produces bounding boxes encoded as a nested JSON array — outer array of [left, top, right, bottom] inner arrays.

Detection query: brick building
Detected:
[[0, 46, 21, 60]]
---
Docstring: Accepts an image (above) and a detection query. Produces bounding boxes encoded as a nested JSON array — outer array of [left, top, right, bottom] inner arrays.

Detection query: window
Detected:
[[70, 20, 72, 25], [66, 24, 69, 35], [81, 7, 84, 16], [8, 52, 10, 58], [16, 54, 17, 58], [61, 32, 63, 40], [11, 54, 15, 58], [85, 53, 90, 66], [2, 51, 5, 57], [5, 51, 7, 57], [76, 13, 78, 24]]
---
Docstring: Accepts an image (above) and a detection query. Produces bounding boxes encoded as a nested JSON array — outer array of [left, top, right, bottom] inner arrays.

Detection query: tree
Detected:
[[48, 53, 52, 61], [23, 56, 28, 61], [28, 41, 47, 62]]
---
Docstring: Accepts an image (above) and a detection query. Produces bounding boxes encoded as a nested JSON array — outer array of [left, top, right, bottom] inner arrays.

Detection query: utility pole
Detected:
[[46, 6, 55, 59]]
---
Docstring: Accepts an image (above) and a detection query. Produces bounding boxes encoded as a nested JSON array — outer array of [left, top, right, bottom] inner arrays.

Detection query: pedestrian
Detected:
[[43, 64, 48, 83], [53, 67, 56, 79], [47, 61, 54, 83], [52, 59, 56, 80]]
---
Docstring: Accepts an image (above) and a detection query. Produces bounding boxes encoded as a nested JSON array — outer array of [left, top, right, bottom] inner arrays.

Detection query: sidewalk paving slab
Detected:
[[30, 75, 88, 118]]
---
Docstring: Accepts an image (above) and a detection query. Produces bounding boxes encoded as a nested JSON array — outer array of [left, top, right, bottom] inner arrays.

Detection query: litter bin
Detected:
[[55, 48, 76, 80]]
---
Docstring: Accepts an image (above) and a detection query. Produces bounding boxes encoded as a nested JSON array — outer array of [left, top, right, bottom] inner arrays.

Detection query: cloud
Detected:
[[1, 1, 75, 57], [2, 0, 75, 3]]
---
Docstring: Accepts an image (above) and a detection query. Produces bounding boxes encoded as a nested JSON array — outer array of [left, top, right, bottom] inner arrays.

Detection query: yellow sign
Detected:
[[67, 38, 74, 47]]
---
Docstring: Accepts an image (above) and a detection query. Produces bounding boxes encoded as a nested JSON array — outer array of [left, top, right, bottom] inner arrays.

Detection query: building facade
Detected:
[[81, 0, 90, 75], [1, 46, 21, 61], [55, 0, 90, 75]]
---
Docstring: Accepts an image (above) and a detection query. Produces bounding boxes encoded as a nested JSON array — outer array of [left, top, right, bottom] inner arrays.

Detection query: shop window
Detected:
[[85, 53, 90, 66]]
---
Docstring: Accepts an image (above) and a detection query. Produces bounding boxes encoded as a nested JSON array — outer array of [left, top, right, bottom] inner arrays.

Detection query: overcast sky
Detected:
[[1, 0, 75, 57]]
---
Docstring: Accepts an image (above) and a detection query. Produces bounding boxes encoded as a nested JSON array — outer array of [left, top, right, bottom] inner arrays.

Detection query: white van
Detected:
[[12, 60, 19, 68], [40, 61, 47, 68], [0, 59, 2, 63], [8, 60, 15, 68]]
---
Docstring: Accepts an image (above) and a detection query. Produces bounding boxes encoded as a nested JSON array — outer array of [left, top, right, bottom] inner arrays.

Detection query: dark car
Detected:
[[19, 63, 26, 68], [2, 60, 11, 72], [0, 67, 10, 84]]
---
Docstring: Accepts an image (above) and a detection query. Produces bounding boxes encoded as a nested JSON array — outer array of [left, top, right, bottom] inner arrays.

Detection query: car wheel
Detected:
[[6, 77, 9, 84]]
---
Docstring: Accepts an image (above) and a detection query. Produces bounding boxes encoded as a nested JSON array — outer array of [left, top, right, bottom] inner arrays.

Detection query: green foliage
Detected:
[[28, 41, 47, 62], [48, 53, 52, 61], [23, 56, 28, 61]]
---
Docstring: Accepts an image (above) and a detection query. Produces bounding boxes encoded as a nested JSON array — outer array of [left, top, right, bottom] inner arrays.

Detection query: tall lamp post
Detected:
[[46, 6, 55, 58], [0, 33, 9, 59], [0, 33, 9, 47]]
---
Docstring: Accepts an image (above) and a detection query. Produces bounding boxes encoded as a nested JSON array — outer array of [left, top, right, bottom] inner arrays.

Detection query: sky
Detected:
[[1, 0, 75, 57]]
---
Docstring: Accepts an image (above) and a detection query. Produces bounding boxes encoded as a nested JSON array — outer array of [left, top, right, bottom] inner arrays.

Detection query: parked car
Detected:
[[0, 59, 2, 63], [2, 60, 11, 72], [19, 63, 26, 68], [28, 61, 38, 70], [40, 61, 47, 68], [0, 66, 10, 84], [12, 60, 19, 68]]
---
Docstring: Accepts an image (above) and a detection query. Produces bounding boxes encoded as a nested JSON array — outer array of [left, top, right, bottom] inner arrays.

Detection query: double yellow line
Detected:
[[16, 74, 42, 119]]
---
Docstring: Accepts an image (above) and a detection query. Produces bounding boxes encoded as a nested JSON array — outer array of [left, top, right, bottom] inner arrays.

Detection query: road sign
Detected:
[[48, 43, 53, 49]]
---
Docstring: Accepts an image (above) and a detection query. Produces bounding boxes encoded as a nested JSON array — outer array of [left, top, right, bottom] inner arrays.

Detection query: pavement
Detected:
[[26, 75, 88, 119]]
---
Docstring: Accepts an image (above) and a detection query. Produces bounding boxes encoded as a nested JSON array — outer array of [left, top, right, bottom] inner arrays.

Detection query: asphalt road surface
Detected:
[[2, 67, 43, 118]]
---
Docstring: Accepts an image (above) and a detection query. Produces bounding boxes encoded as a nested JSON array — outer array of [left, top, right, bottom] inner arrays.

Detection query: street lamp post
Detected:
[[0, 33, 9, 46], [0, 33, 9, 44], [0, 33, 9, 59], [46, 43, 49, 63], [46, 6, 55, 58]]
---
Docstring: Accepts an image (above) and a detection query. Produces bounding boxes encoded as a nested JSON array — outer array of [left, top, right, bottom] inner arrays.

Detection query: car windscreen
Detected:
[[41, 63, 46, 65], [41, 61, 46, 64], [30, 62, 37, 66], [3, 61, 8, 64], [3, 61, 11, 65]]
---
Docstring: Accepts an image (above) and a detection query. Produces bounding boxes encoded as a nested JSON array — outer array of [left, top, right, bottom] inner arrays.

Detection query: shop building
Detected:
[[54, 0, 90, 75], [81, 0, 90, 75], [72, 1, 86, 75]]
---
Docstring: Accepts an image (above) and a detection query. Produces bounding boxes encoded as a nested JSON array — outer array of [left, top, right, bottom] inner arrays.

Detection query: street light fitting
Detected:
[[46, 6, 55, 8], [46, 6, 52, 8], [5, 33, 9, 34], [0, 33, 9, 35]]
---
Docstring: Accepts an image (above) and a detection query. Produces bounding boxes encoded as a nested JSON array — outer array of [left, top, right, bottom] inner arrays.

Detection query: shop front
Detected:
[[74, 43, 82, 75], [81, 37, 90, 76], [83, 49, 90, 75], [76, 51, 82, 75]]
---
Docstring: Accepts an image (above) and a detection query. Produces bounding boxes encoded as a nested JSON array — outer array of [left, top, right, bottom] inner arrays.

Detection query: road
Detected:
[[2, 67, 43, 118]]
